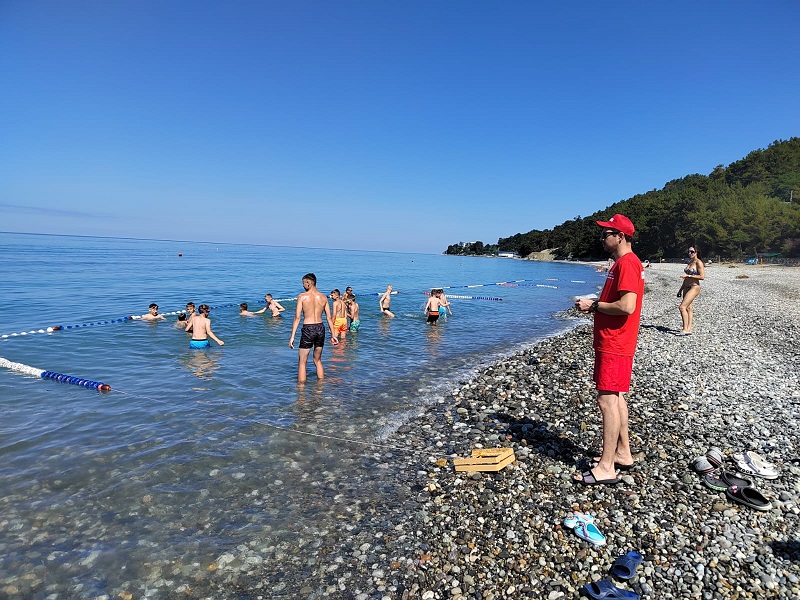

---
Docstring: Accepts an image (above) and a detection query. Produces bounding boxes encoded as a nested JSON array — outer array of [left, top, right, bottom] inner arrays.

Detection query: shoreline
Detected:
[[305, 262, 800, 598]]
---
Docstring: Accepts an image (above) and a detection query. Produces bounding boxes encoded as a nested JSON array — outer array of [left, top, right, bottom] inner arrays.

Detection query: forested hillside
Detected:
[[445, 138, 800, 260]]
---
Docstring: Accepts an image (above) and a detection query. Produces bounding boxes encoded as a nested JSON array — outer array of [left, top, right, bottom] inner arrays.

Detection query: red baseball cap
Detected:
[[596, 214, 635, 236]]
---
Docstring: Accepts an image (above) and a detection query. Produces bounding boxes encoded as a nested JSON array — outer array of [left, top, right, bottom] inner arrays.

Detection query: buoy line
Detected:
[[0, 356, 111, 391], [0, 277, 580, 340]]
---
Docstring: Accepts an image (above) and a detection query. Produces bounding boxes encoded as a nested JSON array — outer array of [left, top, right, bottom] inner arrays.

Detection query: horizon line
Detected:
[[0, 230, 442, 257]]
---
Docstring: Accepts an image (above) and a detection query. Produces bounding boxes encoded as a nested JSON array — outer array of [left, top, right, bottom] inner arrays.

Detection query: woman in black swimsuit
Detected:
[[678, 245, 704, 335]]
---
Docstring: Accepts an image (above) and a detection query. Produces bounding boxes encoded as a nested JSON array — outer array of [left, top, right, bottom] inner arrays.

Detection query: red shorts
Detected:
[[593, 352, 634, 392]]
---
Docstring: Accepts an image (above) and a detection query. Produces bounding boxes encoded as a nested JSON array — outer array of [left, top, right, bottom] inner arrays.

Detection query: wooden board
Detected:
[[453, 448, 515, 472]]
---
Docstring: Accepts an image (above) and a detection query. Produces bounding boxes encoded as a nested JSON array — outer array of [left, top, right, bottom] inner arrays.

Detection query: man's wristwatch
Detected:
[[590, 300, 599, 313]]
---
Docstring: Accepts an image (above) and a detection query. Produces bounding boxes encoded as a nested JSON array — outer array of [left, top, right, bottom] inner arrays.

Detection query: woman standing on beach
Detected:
[[678, 245, 704, 335]]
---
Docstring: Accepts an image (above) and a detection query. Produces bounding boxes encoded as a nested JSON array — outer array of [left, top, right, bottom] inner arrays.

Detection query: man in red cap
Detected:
[[574, 214, 644, 485]]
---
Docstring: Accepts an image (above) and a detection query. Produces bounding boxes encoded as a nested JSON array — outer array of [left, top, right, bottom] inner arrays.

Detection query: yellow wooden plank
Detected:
[[454, 455, 510, 466], [471, 453, 516, 472], [471, 448, 513, 459], [453, 449, 516, 471]]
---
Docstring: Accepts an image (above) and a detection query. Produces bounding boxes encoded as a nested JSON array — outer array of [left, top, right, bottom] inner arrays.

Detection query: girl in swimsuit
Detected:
[[678, 246, 705, 335]]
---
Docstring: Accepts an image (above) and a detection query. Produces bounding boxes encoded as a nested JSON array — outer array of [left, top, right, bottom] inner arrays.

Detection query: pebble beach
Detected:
[[228, 261, 800, 600], [6, 261, 799, 600]]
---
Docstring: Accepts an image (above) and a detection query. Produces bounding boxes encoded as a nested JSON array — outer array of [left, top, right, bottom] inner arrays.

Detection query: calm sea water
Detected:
[[0, 232, 601, 596]]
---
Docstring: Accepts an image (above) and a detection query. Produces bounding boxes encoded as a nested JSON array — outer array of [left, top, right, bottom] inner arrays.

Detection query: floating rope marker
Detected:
[[447, 295, 503, 301], [1, 276, 580, 341], [2, 326, 63, 339], [0, 357, 111, 392], [423, 292, 502, 301]]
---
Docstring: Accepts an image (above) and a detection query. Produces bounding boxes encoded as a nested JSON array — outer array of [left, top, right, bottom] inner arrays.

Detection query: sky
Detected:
[[1, 1, 799, 254]]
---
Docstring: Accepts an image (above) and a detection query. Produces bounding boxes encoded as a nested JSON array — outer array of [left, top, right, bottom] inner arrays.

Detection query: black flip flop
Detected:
[[587, 450, 635, 471], [592, 459, 635, 471], [574, 469, 620, 486]]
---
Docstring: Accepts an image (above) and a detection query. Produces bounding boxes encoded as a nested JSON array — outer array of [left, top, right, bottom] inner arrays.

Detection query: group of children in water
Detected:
[[137, 283, 453, 353], [139, 301, 225, 348]]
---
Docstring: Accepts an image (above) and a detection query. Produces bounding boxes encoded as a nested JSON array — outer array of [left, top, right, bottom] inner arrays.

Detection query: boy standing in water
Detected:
[[437, 289, 452, 318], [289, 273, 338, 382], [264, 294, 286, 316], [175, 313, 189, 329], [424, 290, 442, 325], [186, 304, 224, 348], [140, 303, 166, 322], [379, 285, 395, 318], [347, 293, 360, 332], [330, 289, 348, 340]]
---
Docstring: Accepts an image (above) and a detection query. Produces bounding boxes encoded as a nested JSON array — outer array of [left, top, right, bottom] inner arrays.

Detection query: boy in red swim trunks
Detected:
[[330, 289, 348, 340], [574, 214, 644, 486]]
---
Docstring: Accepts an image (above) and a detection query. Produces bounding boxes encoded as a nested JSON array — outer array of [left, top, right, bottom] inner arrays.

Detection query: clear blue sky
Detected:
[[2, 2, 798, 253]]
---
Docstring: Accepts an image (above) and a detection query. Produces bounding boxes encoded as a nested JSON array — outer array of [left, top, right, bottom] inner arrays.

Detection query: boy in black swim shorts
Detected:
[[299, 323, 326, 348], [288, 273, 338, 383], [424, 289, 442, 325]]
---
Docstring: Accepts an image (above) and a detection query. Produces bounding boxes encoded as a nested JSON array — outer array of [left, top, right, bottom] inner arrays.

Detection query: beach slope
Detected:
[[341, 263, 800, 599]]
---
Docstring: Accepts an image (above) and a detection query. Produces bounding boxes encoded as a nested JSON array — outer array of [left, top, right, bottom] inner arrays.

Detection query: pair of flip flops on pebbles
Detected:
[[691, 448, 772, 511]]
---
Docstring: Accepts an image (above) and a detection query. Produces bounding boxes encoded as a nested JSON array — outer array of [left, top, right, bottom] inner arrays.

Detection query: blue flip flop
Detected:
[[610, 550, 644, 580], [573, 519, 606, 546], [564, 511, 595, 529], [581, 579, 640, 599]]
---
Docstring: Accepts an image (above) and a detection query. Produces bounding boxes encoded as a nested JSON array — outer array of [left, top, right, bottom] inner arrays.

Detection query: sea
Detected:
[[0, 232, 603, 597]]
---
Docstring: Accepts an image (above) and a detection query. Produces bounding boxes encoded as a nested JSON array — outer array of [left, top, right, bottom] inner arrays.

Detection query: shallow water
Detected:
[[0, 232, 602, 595]]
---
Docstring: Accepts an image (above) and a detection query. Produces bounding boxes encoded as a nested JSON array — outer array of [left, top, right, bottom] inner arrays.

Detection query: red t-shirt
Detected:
[[593, 251, 644, 356]]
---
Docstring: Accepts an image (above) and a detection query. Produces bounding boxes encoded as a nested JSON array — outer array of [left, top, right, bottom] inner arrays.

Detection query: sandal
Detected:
[[726, 484, 772, 511], [610, 550, 644, 580], [733, 451, 779, 479], [581, 579, 640, 599], [705, 447, 723, 469], [573, 519, 606, 546], [564, 511, 595, 529]]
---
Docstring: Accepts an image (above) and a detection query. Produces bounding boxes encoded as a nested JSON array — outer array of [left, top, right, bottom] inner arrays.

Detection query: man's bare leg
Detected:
[[593, 391, 631, 479], [614, 392, 632, 463], [297, 348, 311, 383], [312, 346, 325, 380]]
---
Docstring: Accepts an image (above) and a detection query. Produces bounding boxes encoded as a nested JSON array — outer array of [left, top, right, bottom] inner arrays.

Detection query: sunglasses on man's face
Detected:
[[601, 230, 620, 240]]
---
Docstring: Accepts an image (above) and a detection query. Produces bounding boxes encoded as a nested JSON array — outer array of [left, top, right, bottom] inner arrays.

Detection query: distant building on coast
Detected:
[[498, 251, 519, 258]]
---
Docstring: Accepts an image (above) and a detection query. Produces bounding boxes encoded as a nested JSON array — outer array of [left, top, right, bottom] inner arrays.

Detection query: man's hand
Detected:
[[575, 297, 593, 313]]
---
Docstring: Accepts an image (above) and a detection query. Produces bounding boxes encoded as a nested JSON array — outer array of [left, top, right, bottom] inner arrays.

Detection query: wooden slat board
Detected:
[[453, 448, 515, 472]]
